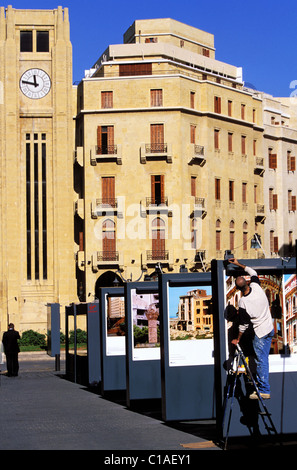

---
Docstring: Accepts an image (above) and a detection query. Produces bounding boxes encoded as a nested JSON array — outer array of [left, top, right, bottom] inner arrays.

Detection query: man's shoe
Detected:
[[249, 391, 270, 400]]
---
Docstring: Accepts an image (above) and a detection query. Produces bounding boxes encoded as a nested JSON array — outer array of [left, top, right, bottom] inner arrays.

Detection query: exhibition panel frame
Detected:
[[65, 302, 100, 386], [125, 281, 161, 406], [211, 257, 297, 441], [159, 271, 215, 421], [99, 286, 126, 395]]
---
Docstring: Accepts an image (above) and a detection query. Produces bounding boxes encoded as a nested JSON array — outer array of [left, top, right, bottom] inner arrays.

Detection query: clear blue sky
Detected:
[[4, 0, 297, 97]]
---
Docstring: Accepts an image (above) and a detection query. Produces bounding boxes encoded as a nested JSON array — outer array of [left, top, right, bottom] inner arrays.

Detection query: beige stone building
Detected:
[[75, 18, 268, 299], [0, 5, 76, 334]]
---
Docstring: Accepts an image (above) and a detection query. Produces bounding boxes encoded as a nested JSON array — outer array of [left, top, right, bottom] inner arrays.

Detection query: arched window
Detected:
[[229, 220, 235, 250], [102, 218, 116, 260], [216, 219, 221, 250], [152, 217, 166, 259]]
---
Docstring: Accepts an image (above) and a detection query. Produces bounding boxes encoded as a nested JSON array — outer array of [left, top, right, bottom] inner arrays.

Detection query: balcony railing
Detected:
[[97, 251, 119, 262], [96, 198, 117, 208], [145, 143, 168, 153], [189, 144, 206, 166], [146, 197, 168, 206], [147, 250, 169, 261], [255, 204, 266, 222], [96, 145, 117, 155], [254, 156, 265, 176]]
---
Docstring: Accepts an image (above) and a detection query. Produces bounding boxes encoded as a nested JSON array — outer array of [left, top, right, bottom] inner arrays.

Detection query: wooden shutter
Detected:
[[102, 219, 116, 258], [152, 218, 165, 258], [191, 176, 196, 197], [214, 96, 221, 113], [214, 129, 219, 149], [273, 236, 279, 253], [107, 126, 114, 153], [292, 195, 296, 211], [291, 156, 296, 171], [273, 194, 278, 210], [190, 125, 196, 144], [269, 153, 277, 169], [102, 176, 115, 206], [97, 126, 102, 148], [216, 231, 220, 250], [228, 133, 233, 152], [215, 178, 220, 200], [241, 135, 246, 154], [150, 124, 164, 152], [101, 91, 113, 108]]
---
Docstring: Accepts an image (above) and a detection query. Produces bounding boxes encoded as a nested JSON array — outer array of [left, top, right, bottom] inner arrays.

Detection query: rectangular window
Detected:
[[229, 180, 234, 202], [20, 30, 33, 52], [190, 91, 195, 109], [228, 100, 232, 117], [215, 178, 221, 200], [253, 140, 257, 156], [150, 123, 165, 152], [151, 174, 165, 205], [228, 133, 233, 152], [36, 31, 49, 52], [288, 190, 297, 212], [287, 151, 296, 171], [191, 176, 196, 197], [102, 176, 116, 207], [190, 125, 196, 144], [253, 108, 256, 123], [269, 188, 278, 210], [97, 125, 114, 154], [241, 135, 246, 154], [269, 150, 277, 169], [214, 96, 221, 113], [101, 91, 113, 109], [214, 129, 220, 150], [119, 63, 152, 76], [150, 89, 163, 107], [241, 104, 246, 120], [242, 182, 247, 203]]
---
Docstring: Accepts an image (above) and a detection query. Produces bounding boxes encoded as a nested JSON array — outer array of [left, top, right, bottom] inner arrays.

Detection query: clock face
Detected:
[[20, 68, 51, 99]]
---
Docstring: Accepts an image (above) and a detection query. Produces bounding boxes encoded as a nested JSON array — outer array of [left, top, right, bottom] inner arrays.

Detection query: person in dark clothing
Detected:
[[2, 323, 20, 377]]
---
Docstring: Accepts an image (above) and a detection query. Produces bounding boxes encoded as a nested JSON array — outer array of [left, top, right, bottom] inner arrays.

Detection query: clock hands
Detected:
[[21, 75, 38, 87]]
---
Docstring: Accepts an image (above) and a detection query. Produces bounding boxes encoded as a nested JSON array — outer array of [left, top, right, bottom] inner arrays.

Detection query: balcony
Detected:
[[255, 204, 266, 222], [140, 142, 172, 163], [194, 250, 206, 264], [141, 196, 171, 217], [254, 156, 265, 176], [191, 197, 207, 219], [92, 250, 123, 271], [91, 198, 123, 218], [90, 144, 122, 165], [146, 250, 169, 261], [189, 144, 206, 166]]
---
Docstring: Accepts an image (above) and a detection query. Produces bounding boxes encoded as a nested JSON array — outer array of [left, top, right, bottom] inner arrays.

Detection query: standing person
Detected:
[[228, 259, 274, 399], [2, 323, 20, 377]]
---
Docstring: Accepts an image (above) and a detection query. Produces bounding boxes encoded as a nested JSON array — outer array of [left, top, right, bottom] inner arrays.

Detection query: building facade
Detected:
[[0, 5, 76, 333]]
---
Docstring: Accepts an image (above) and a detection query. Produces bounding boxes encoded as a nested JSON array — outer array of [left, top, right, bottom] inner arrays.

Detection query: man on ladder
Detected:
[[228, 259, 274, 400]]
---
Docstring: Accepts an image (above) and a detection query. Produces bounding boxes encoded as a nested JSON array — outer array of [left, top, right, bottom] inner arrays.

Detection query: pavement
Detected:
[[0, 351, 221, 454]]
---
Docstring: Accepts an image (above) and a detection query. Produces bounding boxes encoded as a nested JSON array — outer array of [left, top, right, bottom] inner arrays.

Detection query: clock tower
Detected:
[[0, 6, 76, 333]]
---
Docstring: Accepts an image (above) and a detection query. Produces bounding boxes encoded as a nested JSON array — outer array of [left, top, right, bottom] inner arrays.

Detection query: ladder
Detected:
[[222, 344, 279, 450]]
